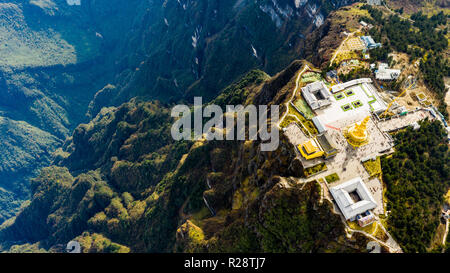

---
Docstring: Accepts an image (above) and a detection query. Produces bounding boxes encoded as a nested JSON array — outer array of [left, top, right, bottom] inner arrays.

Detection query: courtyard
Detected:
[[314, 82, 387, 126]]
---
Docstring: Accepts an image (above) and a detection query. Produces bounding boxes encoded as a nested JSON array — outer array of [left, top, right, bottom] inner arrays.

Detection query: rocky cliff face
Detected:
[[85, 0, 356, 112]]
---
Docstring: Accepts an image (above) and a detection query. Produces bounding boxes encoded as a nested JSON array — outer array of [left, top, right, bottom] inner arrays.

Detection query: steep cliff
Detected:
[[86, 0, 356, 112]]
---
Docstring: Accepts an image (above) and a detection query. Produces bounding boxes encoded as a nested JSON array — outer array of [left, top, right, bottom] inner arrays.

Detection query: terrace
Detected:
[[315, 82, 387, 126]]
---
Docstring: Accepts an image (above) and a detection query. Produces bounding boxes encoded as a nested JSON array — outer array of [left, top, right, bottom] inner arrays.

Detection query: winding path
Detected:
[[442, 215, 449, 247], [277, 64, 310, 129], [329, 26, 363, 67], [383, 3, 414, 23], [445, 82, 450, 116]]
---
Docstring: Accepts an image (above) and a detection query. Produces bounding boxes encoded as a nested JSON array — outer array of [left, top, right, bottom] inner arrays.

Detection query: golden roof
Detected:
[[303, 140, 319, 154]]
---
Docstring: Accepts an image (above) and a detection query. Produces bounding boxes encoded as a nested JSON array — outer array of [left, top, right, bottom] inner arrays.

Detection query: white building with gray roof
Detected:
[[330, 177, 377, 221], [301, 81, 332, 110], [375, 63, 401, 81]]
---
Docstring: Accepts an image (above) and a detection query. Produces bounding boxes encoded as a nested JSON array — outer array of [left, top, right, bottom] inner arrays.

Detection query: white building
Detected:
[[367, 0, 382, 5], [301, 81, 332, 110], [375, 63, 401, 81], [67, 0, 81, 5], [360, 36, 381, 49], [330, 78, 372, 93], [330, 177, 377, 221], [312, 116, 326, 133], [314, 78, 387, 126]]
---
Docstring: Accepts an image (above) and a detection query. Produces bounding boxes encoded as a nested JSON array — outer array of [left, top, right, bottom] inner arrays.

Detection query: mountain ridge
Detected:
[[0, 0, 354, 221], [0, 61, 373, 253]]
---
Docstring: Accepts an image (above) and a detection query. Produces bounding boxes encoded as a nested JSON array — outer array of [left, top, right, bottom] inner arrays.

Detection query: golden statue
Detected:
[[346, 116, 370, 147]]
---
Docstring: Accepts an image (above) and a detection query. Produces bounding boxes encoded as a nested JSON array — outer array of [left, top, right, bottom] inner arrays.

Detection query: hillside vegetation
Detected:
[[1, 0, 448, 254], [0, 0, 355, 223], [382, 121, 449, 252], [361, 4, 450, 117], [0, 63, 369, 253]]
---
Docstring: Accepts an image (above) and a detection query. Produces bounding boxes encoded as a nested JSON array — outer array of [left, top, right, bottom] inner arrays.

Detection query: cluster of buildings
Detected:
[[292, 71, 449, 226], [335, 33, 404, 83], [290, 64, 450, 227], [291, 76, 393, 227], [297, 78, 388, 156], [286, 0, 448, 229], [288, 6, 447, 226]]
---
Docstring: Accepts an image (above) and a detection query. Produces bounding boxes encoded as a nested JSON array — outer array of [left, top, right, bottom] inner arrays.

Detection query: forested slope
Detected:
[[382, 121, 449, 252]]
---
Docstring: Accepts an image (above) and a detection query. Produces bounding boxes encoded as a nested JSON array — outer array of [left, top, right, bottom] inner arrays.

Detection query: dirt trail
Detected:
[[277, 64, 310, 128], [444, 78, 450, 115]]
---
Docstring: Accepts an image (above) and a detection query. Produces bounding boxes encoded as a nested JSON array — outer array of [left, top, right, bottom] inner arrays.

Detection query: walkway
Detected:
[[277, 64, 310, 128]]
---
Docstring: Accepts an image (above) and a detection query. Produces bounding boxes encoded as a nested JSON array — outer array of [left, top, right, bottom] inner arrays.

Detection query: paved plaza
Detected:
[[315, 82, 386, 126], [377, 109, 435, 132], [284, 114, 393, 218]]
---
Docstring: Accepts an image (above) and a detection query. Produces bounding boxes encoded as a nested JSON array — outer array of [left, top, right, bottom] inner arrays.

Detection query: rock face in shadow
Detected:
[[85, 0, 356, 114]]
